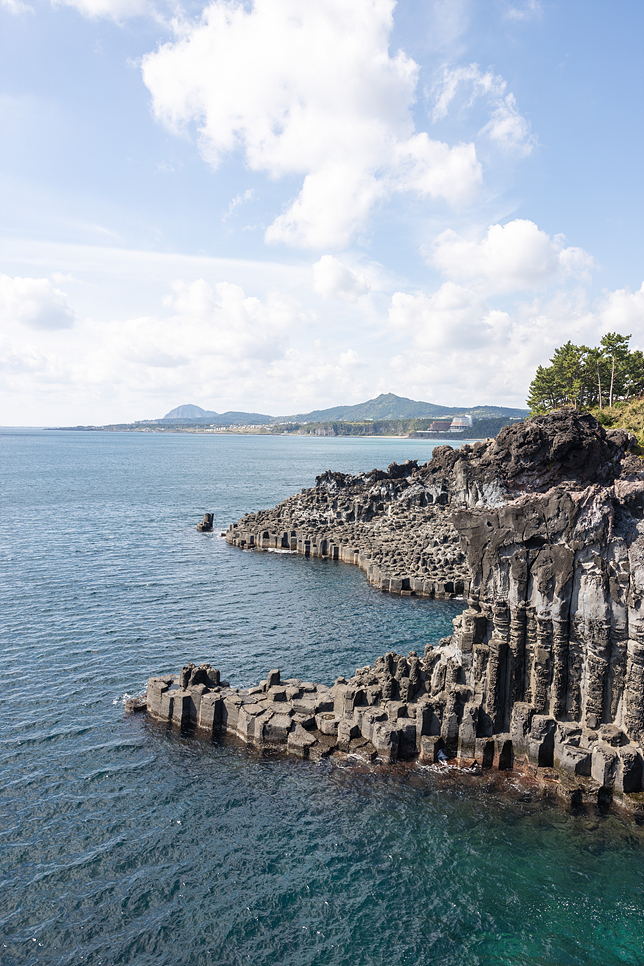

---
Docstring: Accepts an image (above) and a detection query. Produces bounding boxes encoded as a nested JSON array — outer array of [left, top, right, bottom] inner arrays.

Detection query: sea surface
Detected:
[[1, 429, 644, 966]]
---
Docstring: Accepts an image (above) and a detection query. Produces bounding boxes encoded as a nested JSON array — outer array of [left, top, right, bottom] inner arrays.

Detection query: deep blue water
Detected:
[[2, 429, 644, 966]]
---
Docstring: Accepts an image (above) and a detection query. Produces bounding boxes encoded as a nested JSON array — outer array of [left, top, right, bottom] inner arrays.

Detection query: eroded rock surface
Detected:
[[224, 453, 473, 598], [143, 410, 644, 808], [224, 410, 639, 600]]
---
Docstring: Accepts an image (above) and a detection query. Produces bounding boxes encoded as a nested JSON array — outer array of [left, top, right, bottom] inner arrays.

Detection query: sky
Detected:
[[0, 0, 642, 424]]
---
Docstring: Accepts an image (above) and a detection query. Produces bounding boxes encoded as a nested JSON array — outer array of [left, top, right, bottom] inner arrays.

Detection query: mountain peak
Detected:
[[163, 404, 217, 419]]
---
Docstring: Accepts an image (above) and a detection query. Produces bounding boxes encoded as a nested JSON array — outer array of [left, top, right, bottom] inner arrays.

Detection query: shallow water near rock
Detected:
[[2, 429, 644, 966]]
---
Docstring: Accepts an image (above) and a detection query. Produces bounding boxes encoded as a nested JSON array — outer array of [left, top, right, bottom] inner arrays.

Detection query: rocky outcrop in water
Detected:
[[225, 453, 472, 598], [224, 410, 638, 598], [142, 410, 644, 808], [197, 512, 214, 532]]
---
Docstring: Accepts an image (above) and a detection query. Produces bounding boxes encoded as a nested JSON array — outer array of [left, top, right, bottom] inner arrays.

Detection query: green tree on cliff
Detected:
[[527, 341, 591, 412], [527, 334, 644, 414], [599, 332, 644, 406]]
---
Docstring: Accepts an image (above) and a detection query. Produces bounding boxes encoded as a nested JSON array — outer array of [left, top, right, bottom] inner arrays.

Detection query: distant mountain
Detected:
[[151, 394, 528, 427], [158, 405, 273, 426], [163, 404, 219, 420], [278, 393, 528, 423], [210, 411, 275, 426]]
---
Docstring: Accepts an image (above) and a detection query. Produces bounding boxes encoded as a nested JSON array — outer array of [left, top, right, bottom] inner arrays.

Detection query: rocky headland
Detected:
[[139, 409, 644, 811]]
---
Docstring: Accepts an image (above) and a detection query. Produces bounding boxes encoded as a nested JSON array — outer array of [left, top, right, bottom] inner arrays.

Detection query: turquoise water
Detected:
[[2, 430, 644, 966]]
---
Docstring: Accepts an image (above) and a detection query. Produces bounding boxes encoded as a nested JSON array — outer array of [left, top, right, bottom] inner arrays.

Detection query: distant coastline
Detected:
[[45, 392, 528, 440], [45, 422, 509, 440]]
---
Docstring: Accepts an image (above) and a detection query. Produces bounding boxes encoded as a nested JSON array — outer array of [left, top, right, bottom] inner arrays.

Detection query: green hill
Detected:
[[120, 393, 528, 429], [279, 393, 527, 423], [158, 405, 273, 426]]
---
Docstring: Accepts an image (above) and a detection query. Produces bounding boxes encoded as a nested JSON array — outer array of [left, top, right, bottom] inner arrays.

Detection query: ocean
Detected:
[[2, 429, 644, 966]]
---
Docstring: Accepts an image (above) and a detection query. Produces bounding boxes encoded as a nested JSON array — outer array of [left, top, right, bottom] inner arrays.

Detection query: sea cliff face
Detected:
[[143, 410, 644, 808]]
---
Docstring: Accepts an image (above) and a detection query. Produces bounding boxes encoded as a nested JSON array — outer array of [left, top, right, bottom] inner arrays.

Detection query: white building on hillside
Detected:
[[450, 415, 473, 432]]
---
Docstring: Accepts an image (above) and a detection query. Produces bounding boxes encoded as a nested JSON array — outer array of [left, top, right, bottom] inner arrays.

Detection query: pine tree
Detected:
[[526, 334, 642, 414], [600, 332, 632, 407]]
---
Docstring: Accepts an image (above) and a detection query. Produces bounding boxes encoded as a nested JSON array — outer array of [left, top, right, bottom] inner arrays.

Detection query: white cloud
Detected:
[[431, 63, 535, 156], [312, 256, 370, 301], [338, 348, 362, 369], [264, 164, 384, 250], [0, 342, 49, 376], [431, 64, 502, 123], [160, 278, 304, 362], [0, 275, 75, 330], [429, 219, 596, 293], [51, 272, 81, 284], [141, 0, 482, 248], [2, 265, 640, 424], [51, 0, 148, 19], [0, 276, 316, 422], [385, 285, 604, 407], [388, 282, 509, 351], [557, 244, 597, 280], [599, 282, 644, 333], [223, 189, 253, 221], [479, 93, 533, 155], [393, 134, 481, 205]]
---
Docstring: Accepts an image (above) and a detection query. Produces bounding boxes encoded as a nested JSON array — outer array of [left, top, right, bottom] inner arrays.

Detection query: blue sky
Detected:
[[1, 0, 642, 423]]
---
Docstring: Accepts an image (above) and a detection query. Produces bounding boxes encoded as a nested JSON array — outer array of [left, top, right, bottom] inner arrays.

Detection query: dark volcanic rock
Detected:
[[143, 409, 644, 807], [475, 409, 633, 491], [224, 409, 638, 601], [197, 512, 214, 532]]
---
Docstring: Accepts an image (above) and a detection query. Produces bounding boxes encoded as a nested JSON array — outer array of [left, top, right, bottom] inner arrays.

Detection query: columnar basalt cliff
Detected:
[[140, 410, 644, 808], [224, 452, 475, 598]]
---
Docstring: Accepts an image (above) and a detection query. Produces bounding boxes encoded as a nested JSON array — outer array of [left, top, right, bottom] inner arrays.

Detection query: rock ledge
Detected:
[[142, 410, 644, 810]]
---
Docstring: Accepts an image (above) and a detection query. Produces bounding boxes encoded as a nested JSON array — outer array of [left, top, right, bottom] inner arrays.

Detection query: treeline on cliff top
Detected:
[[527, 333, 644, 445], [527, 333, 644, 413]]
